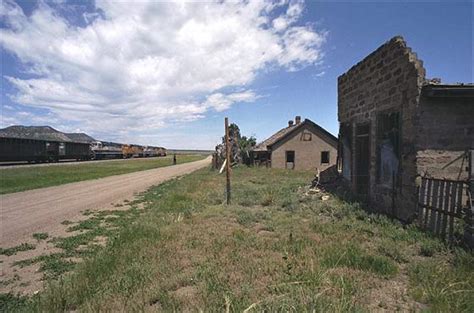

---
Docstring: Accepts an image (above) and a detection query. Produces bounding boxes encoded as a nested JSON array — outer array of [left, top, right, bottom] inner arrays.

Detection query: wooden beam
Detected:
[[225, 117, 231, 205]]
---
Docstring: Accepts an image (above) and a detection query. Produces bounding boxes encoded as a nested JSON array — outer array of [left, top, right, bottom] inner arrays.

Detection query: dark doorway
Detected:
[[286, 150, 295, 169], [355, 124, 370, 195]]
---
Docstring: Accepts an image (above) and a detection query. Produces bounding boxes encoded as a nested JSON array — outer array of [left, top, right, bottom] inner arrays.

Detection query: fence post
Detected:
[[225, 117, 231, 205], [464, 150, 474, 249]]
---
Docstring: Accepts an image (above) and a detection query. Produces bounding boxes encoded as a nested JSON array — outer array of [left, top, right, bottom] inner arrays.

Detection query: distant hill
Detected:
[[0, 125, 95, 143], [65, 133, 96, 143], [167, 149, 213, 155], [0, 125, 73, 142]]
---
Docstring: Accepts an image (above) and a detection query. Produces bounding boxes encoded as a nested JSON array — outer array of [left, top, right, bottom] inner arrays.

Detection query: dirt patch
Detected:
[[359, 264, 426, 312], [1, 202, 134, 295], [172, 285, 199, 300], [253, 223, 274, 235]]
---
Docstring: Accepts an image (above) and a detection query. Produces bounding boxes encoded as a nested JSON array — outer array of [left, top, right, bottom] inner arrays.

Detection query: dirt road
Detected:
[[1, 157, 211, 247]]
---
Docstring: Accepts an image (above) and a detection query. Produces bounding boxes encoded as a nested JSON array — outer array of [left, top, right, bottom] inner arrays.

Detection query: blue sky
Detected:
[[1, 0, 472, 149]]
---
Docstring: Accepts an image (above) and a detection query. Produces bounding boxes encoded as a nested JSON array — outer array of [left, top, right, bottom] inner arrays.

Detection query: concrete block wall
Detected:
[[416, 96, 474, 180], [338, 36, 426, 221]]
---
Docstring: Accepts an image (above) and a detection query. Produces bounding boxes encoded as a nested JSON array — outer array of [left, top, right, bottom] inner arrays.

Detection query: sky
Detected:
[[1, 0, 472, 149]]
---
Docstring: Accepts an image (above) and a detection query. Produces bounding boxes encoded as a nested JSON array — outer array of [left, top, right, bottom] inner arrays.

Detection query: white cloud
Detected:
[[0, 0, 326, 145], [204, 91, 260, 112]]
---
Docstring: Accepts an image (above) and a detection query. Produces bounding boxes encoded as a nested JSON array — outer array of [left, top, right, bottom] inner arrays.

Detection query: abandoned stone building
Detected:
[[252, 116, 338, 171], [338, 36, 474, 222]]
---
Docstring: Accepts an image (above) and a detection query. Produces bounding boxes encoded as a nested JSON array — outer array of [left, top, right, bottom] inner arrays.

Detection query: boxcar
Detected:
[[0, 137, 48, 162], [61, 142, 91, 160], [0, 137, 91, 162]]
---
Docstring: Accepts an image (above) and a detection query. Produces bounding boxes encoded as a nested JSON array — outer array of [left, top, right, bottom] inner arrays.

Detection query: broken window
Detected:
[[321, 151, 330, 164], [376, 112, 400, 188], [286, 151, 295, 169]]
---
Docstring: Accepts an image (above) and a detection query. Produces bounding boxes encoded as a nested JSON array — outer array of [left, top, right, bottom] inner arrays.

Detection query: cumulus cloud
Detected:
[[0, 0, 326, 142]]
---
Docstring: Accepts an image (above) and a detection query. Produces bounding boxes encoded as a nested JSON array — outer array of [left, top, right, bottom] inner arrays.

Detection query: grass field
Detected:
[[2, 166, 473, 312], [0, 155, 206, 194]]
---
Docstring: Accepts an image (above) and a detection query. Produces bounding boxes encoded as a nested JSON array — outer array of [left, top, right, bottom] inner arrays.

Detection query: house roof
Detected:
[[422, 83, 474, 98], [253, 119, 338, 152], [253, 125, 295, 152]]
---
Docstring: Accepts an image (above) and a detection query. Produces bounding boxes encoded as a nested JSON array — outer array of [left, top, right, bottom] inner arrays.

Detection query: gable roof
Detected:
[[253, 125, 295, 152], [253, 119, 338, 152]]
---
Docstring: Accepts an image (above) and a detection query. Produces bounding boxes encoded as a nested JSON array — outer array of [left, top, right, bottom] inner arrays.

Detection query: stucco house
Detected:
[[252, 116, 338, 171]]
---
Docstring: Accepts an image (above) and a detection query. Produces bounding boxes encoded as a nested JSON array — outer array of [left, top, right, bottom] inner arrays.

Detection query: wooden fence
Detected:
[[418, 177, 467, 243]]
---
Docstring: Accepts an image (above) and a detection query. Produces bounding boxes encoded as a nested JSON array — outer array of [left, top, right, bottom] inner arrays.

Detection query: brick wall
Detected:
[[271, 124, 337, 171]]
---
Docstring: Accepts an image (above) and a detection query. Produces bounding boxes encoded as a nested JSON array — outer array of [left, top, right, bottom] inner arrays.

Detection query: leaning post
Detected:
[[225, 117, 231, 205]]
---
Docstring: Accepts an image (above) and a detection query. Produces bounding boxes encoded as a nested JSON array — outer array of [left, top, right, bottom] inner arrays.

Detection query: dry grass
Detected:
[[2, 166, 473, 312]]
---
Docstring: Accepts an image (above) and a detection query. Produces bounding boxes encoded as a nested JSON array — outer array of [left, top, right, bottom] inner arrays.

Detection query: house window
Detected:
[[302, 132, 312, 141], [321, 151, 330, 164], [286, 151, 295, 169]]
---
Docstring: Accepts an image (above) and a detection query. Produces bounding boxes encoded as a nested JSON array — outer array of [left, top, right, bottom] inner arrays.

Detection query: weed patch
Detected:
[[0, 293, 29, 312], [322, 243, 398, 278], [0, 243, 35, 256], [32, 233, 49, 241]]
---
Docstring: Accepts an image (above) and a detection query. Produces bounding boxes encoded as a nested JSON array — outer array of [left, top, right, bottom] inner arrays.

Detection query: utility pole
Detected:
[[225, 117, 231, 205]]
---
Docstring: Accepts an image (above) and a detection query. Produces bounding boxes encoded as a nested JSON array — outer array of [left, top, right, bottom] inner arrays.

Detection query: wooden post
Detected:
[[225, 117, 231, 204], [465, 150, 474, 248]]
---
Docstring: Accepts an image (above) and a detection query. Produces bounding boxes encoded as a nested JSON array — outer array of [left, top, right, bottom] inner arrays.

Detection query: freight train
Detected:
[[0, 137, 166, 163]]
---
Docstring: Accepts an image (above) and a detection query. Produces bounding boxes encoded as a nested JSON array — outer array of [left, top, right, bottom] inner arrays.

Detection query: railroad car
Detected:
[[0, 137, 91, 162]]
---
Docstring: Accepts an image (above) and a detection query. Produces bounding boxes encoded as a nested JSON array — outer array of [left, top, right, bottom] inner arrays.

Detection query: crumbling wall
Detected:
[[338, 36, 426, 221], [416, 95, 474, 180]]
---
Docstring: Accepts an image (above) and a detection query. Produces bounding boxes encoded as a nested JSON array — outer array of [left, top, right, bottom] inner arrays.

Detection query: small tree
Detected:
[[215, 123, 256, 166]]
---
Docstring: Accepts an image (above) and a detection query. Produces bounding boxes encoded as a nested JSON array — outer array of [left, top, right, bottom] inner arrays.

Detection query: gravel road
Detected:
[[1, 157, 211, 247]]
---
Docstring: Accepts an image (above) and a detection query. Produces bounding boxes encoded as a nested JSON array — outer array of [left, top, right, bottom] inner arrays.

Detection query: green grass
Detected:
[[0, 154, 206, 194], [2, 166, 473, 312], [32, 233, 49, 241], [0, 243, 36, 256], [321, 243, 398, 277]]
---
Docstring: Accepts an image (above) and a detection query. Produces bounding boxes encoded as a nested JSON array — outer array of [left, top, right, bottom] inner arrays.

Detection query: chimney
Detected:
[[295, 116, 301, 125], [288, 120, 294, 127]]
